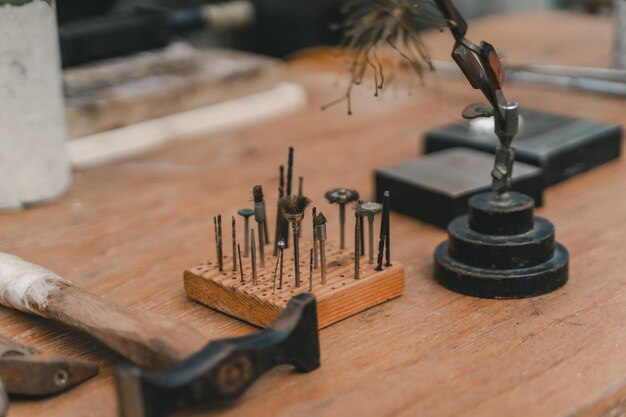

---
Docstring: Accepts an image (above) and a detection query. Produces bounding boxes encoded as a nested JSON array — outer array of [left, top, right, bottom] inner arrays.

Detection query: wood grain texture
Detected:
[[43, 286, 206, 370], [0, 11, 624, 417], [184, 241, 405, 328]]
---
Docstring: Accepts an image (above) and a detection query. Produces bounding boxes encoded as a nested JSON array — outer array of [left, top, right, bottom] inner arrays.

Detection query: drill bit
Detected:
[[213, 216, 218, 262], [284, 147, 294, 247], [376, 192, 389, 271], [280, 195, 311, 288], [359, 202, 383, 264], [273, 165, 285, 256], [354, 209, 361, 280], [358, 201, 365, 256], [237, 208, 254, 257], [253, 186, 266, 267], [309, 248, 313, 292], [251, 228, 257, 285], [383, 191, 391, 267], [315, 212, 328, 284], [217, 214, 223, 272], [312, 206, 318, 269], [298, 177, 303, 196], [325, 188, 360, 250], [232, 216, 237, 272], [237, 243, 244, 283], [272, 242, 281, 294]]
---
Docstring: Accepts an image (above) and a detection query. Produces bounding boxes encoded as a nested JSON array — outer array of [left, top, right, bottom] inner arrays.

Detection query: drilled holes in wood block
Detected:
[[184, 241, 405, 329]]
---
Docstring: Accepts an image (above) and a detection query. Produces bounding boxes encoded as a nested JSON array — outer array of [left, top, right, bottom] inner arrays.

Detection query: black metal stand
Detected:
[[434, 191, 568, 298]]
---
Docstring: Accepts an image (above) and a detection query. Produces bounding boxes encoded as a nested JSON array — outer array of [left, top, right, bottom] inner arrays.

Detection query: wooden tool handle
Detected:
[[42, 286, 205, 370], [0, 252, 205, 370]]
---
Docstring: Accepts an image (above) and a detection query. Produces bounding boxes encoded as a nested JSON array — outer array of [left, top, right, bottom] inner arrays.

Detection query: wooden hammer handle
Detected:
[[0, 252, 205, 370], [42, 286, 206, 370]]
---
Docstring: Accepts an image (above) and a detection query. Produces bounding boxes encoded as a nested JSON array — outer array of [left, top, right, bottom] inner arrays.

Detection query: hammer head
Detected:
[[114, 293, 320, 417]]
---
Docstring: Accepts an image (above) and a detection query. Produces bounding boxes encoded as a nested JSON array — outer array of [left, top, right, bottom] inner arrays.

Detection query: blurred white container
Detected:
[[0, 0, 71, 210], [616, 0, 626, 69]]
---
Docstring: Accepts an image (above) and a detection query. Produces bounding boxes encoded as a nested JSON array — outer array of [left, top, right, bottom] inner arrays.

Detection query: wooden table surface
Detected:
[[2, 11, 626, 417]]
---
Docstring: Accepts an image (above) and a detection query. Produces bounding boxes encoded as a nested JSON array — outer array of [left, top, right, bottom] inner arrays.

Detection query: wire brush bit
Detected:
[[323, 0, 445, 114]]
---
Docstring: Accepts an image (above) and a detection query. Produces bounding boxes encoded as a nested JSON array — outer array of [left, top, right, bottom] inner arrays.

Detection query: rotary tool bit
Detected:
[[251, 228, 257, 285], [253, 185, 267, 268], [324, 188, 360, 250], [217, 214, 223, 271], [359, 201, 383, 264], [274, 165, 285, 256], [354, 209, 361, 280], [237, 208, 254, 257], [312, 207, 318, 269], [315, 212, 328, 285], [309, 248, 313, 292], [280, 195, 311, 288], [232, 216, 237, 272], [237, 243, 244, 283]]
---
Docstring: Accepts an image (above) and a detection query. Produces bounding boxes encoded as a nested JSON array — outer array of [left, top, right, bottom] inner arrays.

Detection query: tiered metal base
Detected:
[[434, 191, 568, 298]]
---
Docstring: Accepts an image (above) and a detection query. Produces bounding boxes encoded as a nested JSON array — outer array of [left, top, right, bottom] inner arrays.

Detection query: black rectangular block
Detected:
[[375, 149, 544, 229], [424, 109, 622, 186]]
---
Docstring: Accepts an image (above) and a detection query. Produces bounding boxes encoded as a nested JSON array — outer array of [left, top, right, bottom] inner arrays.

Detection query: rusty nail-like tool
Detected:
[[114, 293, 321, 417]]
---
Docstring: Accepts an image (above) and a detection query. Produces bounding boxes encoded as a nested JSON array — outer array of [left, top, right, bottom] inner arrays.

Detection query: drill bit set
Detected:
[[184, 148, 405, 329]]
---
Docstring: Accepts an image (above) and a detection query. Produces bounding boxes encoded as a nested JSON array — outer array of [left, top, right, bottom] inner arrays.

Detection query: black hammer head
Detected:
[[114, 293, 320, 417]]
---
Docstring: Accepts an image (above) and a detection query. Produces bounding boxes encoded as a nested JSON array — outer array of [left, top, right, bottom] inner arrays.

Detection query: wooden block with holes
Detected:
[[184, 242, 405, 329]]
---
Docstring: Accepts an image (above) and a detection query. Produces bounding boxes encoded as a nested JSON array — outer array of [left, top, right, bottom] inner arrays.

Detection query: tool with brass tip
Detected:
[[324, 188, 360, 250], [114, 293, 320, 417], [0, 334, 98, 396]]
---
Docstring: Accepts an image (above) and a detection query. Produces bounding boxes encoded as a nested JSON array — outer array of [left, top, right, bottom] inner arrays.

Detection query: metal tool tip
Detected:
[[253, 185, 263, 202], [315, 212, 327, 225]]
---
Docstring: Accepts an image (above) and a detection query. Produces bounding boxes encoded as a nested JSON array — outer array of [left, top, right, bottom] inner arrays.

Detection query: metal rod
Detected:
[[244, 216, 250, 257], [298, 176, 303, 196], [284, 147, 294, 247], [253, 185, 266, 268], [359, 206, 365, 256], [213, 216, 218, 263], [217, 214, 223, 272], [312, 207, 318, 269], [339, 203, 346, 250], [368, 215, 375, 264], [273, 165, 285, 256], [232, 216, 237, 272], [251, 229, 257, 285], [309, 248, 313, 292], [383, 191, 391, 267], [315, 213, 328, 285], [376, 206, 387, 272], [293, 222, 301, 287], [237, 243, 244, 283], [273, 247, 280, 294], [279, 243, 284, 290], [354, 210, 360, 280]]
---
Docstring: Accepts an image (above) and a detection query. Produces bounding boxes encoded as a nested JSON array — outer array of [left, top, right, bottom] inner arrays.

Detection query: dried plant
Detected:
[[323, 0, 445, 114]]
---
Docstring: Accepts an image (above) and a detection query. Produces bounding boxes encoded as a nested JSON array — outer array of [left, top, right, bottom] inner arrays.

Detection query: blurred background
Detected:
[[56, 0, 616, 58]]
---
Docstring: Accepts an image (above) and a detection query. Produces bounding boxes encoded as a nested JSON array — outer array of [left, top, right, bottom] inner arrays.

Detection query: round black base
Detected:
[[434, 242, 569, 299]]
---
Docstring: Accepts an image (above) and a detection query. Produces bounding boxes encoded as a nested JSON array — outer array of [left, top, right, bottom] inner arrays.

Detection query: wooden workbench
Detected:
[[2, 11, 625, 417]]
